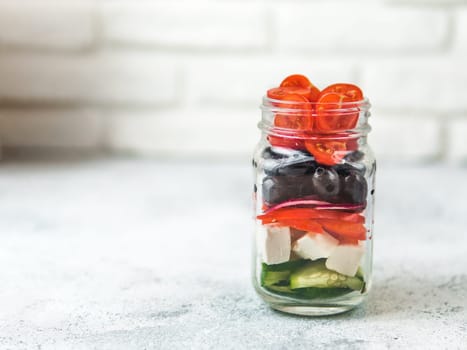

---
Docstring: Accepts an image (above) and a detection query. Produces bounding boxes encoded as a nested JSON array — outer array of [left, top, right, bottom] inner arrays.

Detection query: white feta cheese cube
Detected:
[[257, 226, 291, 264], [292, 232, 338, 260], [325, 244, 364, 276]]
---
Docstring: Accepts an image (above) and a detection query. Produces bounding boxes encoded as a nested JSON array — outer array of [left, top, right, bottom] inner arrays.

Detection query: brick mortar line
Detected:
[[90, 0, 103, 53], [0, 100, 466, 116], [0, 47, 461, 59], [264, 2, 279, 53], [98, 41, 271, 55], [0, 100, 181, 110], [0, 43, 98, 55], [387, 1, 467, 8], [442, 10, 457, 51]]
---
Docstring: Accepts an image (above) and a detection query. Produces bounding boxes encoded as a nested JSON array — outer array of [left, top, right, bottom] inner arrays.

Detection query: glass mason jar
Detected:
[[252, 95, 376, 316]]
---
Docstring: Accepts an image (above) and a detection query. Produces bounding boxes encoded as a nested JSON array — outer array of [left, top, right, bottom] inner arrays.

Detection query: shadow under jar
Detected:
[[252, 95, 376, 316]]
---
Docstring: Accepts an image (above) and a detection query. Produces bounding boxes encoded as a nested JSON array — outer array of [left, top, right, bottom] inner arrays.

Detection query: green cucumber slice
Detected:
[[260, 260, 307, 287], [261, 269, 290, 287], [264, 285, 355, 299], [290, 260, 364, 291], [264, 285, 295, 294], [356, 267, 364, 280], [261, 259, 307, 272], [346, 278, 364, 291], [297, 287, 354, 299]]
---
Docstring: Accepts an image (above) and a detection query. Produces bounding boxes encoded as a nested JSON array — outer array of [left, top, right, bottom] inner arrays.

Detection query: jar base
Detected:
[[255, 284, 366, 317], [270, 304, 356, 316]]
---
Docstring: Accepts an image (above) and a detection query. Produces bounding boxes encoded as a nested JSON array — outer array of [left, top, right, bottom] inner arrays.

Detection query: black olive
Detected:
[[341, 173, 368, 204], [311, 167, 340, 201], [262, 147, 316, 177], [334, 162, 366, 177], [261, 176, 293, 205]]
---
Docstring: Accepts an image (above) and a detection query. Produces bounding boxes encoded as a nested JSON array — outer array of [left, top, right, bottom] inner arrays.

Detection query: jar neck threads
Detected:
[[259, 96, 372, 140]]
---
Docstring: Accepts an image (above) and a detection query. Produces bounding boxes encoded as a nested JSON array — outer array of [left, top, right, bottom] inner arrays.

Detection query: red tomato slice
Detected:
[[267, 86, 319, 103], [320, 83, 363, 101], [280, 219, 325, 234], [305, 139, 348, 166], [273, 94, 313, 131], [343, 134, 359, 151], [316, 93, 359, 132], [267, 87, 311, 101], [318, 219, 366, 241], [280, 74, 321, 102], [280, 74, 313, 89]]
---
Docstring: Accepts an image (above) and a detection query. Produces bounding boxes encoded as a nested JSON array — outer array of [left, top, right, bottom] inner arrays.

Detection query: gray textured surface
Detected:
[[0, 159, 466, 349]]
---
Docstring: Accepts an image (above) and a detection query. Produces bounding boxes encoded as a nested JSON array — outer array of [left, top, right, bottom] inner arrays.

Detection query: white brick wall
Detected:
[[455, 8, 467, 52], [185, 55, 356, 106], [390, 0, 467, 4], [0, 108, 103, 148], [0, 53, 178, 105], [0, 0, 466, 164], [0, 2, 96, 51], [369, 112, 442, 161], [274, 3, 449, 52], [104, 108, 258, 157], [100, 2, 268, 50], [361, 58, 467, 113], [446, 118, 467, 162]]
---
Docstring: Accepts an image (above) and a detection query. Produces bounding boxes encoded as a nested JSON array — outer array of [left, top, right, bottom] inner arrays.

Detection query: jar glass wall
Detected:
[[252, 96, 376, 316]]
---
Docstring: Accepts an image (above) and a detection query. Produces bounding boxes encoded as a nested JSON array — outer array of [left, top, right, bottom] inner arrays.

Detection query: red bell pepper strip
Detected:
[[258, 208, 366, 241], [257, 207, 364, 225], [278, 219, 325, 234], [317, 219, 366, 241]]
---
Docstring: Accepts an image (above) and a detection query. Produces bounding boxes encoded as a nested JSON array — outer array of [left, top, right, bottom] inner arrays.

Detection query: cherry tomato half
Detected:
[[266, 93, 312, 148], [280, 74, 321, 102], [273, 94, 313, 131], [320, 83, 363, 101], [305, 139, 348, 166], [344, 135, 359, 151], [316, 92, 359, 132], [280, 74, 313, 89], [267, 87, 310, 100], [268, 86, 319, 103]]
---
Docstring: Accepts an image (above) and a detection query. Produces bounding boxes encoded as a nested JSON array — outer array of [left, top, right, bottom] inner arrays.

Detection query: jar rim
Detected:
[[258, 96, 371, 137], [260, 96, 371, 112]]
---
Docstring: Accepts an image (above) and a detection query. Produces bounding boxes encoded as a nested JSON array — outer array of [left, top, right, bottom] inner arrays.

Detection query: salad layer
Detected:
[[255, 74, 370, 300]]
